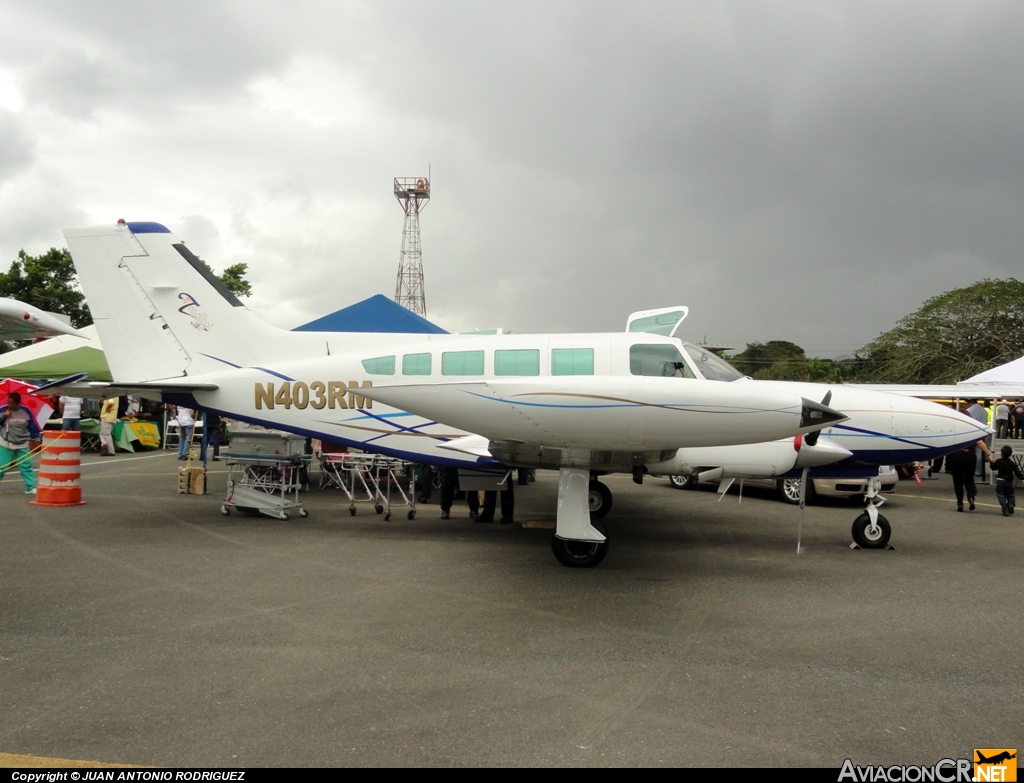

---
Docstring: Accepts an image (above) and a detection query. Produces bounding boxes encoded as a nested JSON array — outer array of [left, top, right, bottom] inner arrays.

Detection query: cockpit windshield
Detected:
[[681, 343, 745, 382]]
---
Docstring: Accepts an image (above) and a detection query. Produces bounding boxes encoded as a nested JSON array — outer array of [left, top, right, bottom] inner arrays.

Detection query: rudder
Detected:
[[63, 221, 283, 382]]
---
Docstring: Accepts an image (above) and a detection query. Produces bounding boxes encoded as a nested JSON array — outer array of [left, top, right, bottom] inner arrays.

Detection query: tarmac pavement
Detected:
[[1, 451, 1021, 767]]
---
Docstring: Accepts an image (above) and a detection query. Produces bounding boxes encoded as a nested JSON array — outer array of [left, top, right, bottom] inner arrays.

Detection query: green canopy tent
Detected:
[[0, 325, 112, 382], [0, 345, 111, 382]]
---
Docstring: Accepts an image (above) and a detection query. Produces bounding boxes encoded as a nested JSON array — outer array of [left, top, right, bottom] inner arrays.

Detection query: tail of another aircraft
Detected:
[[63, 221, 297, 383]]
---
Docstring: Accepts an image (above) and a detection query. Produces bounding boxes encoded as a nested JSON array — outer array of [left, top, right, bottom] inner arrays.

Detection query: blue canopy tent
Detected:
[[293, 294, 448, 334]]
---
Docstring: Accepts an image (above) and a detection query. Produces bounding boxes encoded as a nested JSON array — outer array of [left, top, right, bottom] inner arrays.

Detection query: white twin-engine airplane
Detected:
[[61, 221, 987, 566], [63, 221, 847, 565]]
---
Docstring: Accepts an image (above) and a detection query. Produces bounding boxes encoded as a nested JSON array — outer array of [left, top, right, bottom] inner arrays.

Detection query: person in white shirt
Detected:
[[175, 406, 195, 460], [59, 396, 83, 431]]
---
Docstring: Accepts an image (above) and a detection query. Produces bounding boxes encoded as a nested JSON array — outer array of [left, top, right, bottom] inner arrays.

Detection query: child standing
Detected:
[[990, 445, 1024, 516]]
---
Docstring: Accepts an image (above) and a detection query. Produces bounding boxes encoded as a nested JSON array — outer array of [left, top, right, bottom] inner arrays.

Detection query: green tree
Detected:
[[731, 340, 810, 380], [855, 278, 1024, 383], [194, 257, 252, 298], [0, 248, 92, 328], [807, 357, 850, 384], [217, 262, 253, 298]]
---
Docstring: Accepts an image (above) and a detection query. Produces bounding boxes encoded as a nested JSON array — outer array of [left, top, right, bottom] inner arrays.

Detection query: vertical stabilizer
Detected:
[[63, 222, 284, 382]]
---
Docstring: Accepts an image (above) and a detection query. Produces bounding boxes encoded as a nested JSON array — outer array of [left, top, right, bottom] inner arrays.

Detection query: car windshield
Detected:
[[681, 343, 745, 382]]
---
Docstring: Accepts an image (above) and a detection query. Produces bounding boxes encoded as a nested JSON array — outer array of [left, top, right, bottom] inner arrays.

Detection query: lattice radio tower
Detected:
[[394, 175, 430, 316]]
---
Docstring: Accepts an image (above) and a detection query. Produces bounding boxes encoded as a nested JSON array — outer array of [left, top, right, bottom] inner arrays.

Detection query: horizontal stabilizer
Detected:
[[87, 381, 220, 392], [28, 373, 91, 393]]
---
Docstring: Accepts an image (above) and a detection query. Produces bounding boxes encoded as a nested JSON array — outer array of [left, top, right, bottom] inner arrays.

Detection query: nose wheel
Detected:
[[851, 477, 892, 549], [852, 511, 891, 549]]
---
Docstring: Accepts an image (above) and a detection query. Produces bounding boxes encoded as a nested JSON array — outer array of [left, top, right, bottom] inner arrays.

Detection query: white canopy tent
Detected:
[[961, 355, 1024, 386]]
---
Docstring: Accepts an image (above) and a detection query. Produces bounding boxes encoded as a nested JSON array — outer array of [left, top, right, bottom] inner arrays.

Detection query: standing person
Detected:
[[947, 440, 992, 512], [208, 414, 225, 461], [1013, 401, 1024, 439], [175, 406, 195, 460], [59, 396, 83, 431], [439, 466, 480, 520], [477, 476, 515, 524], [995, 400, 1010, 439], [99, 396, 118, 456], [967, 400, 990, 477], [990, 445, 1024, 516], [0, 392, 41, 494]]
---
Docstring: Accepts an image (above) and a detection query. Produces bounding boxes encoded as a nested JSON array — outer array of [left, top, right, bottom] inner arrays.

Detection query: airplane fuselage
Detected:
[[175, 332, 839, 469]]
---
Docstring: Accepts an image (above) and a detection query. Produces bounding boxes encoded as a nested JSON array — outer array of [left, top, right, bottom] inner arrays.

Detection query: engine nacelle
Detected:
[[646, 438, 852, 480]]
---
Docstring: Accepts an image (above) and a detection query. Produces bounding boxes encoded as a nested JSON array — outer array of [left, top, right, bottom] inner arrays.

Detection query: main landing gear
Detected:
[[551, 468, 610, 568], [551, 519, 608, 567]]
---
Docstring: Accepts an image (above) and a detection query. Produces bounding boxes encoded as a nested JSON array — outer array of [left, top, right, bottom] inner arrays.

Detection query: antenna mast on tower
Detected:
[[394, 174, 430, 317]]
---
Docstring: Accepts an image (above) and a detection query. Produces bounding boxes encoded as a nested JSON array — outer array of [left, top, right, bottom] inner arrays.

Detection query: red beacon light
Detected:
[[23, 311, 31, 320], [117, 218, 126, 226]]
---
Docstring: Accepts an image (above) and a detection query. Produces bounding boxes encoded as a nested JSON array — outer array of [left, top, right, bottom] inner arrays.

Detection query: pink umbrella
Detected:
[[0, 378, 55, 430]]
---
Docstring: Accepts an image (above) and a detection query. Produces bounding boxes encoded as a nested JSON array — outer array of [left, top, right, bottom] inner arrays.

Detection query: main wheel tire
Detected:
[[588, 480, 613, 519], [551, 520, 609, 568], [669, 474, 698, 490], [852, 512, 891, 549], [778, 476, 815, 505]]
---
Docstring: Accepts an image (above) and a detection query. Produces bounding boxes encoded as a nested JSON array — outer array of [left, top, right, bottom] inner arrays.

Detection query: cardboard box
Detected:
[[178, 466, 205, 494]]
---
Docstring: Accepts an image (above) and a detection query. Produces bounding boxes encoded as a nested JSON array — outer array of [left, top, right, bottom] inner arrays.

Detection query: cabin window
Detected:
[[629, 344, 692, 377], [402, 353, 432, 376], [361, 355, 396, 375], [551, 348, 595, 376], [495, 349, 540, 376], [441, 350, 485, 376]]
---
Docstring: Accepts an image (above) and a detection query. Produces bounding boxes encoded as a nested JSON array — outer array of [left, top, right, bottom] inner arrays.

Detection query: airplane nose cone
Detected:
[[799, 397, 848, 431]]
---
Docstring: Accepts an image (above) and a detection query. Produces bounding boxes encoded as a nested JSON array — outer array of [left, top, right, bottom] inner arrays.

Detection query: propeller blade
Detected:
[[805, 390, 835, 447]]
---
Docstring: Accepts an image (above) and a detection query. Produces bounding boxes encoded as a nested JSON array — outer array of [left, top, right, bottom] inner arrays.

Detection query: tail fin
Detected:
[[63, 221, 286, 382]]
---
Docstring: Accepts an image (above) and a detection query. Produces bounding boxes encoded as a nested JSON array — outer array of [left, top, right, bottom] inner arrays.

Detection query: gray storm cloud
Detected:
[[0, 0, 1022, 354]]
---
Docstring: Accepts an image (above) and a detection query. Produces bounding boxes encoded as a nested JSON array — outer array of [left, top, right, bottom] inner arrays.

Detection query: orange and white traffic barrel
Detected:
[[31, 431, 86, 507]]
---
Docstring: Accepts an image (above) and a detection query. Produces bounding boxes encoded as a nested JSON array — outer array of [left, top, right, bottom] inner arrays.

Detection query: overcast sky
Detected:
[[1, 1, 1022, 356]]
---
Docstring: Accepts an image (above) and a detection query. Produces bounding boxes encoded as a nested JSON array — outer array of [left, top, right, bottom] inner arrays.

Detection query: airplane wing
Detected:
[[0, 298, 88, 341]]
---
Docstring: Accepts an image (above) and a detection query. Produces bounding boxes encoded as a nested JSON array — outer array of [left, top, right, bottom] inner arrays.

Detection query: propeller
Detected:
[[804, 390, 833, 447], [796, 389, 834, 554]]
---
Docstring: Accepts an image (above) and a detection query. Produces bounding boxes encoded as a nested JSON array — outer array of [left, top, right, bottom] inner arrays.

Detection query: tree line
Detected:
[[727, 279, 1024, 383]]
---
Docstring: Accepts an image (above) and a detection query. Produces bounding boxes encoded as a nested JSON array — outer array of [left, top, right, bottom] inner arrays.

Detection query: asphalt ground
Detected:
[[1, 450, 1021, 767]]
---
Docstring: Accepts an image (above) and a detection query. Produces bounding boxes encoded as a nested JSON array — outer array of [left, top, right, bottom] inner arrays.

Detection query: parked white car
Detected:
[[668, 465, 898, 504]]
